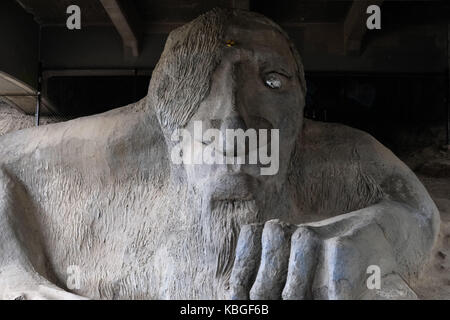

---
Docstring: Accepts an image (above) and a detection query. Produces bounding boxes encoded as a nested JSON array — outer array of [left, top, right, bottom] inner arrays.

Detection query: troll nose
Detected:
[[220, 115, 247, 132], [219, 115, 249, 157]]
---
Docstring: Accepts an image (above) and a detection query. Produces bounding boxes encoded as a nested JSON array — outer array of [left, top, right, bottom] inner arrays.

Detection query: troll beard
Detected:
[[199, 199, 260, 281]]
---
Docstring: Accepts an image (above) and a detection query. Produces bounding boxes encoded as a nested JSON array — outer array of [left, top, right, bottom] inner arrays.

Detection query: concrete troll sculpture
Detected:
[[0, 9, 440, 300]]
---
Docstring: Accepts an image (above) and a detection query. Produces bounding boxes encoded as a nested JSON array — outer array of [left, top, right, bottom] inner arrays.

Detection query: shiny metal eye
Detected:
[[264, 73, 282, 89]]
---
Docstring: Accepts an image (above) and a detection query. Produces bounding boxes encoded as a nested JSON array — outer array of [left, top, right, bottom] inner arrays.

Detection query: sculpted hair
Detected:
[[148, 8, 306, 129], [148, 8, 228, 129]]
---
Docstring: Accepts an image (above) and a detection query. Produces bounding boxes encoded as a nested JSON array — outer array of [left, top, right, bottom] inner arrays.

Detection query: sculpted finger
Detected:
[[324, 237, 360, 300], [313, 222, 396, 300], [229, 223, 263, 300], [282, 226, 321, 300], [249, 220, 296, 300], [360, 273, 417, 300]]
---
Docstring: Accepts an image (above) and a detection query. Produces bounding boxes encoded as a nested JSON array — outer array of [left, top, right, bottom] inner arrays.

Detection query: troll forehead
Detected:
[[148, 8, 305, 130]]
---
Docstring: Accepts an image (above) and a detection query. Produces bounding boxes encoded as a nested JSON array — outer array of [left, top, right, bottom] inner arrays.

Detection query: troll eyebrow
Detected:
[[231, 44, 294, 77], [259, 58, 293, 77]]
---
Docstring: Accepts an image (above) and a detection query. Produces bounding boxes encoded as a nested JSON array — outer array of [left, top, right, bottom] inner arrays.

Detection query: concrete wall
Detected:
[[289, 23, 448, 74], [41, 26, 166, 69], [0, 0, 39, 88], [39, 22, 448, 74]]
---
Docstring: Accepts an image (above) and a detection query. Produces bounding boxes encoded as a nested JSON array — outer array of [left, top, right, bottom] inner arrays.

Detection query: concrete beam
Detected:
[[229, 0, 250, 10], [344, 0, 384, 55], [99, 0, 141, 57], [0, 71, 54, 115], [42, 69, 153, 80], [143, 22, 184, 34], [447, 24, 450, 146]]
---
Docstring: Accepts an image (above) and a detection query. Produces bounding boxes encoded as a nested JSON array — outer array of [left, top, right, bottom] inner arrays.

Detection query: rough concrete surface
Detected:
[[0, 9, 442, 299]]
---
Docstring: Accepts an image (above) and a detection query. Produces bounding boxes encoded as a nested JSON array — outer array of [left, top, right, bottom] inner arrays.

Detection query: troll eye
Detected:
[[264, 73, 283, 89]]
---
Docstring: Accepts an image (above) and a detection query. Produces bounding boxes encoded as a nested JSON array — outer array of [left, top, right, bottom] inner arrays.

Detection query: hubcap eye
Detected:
[[264, 73, 282, 89]]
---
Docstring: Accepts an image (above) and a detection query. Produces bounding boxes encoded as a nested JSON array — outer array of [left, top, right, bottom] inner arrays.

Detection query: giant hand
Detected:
[[229, 200, 432, 300]]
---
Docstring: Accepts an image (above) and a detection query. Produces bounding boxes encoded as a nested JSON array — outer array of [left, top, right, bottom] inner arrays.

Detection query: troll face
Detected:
[[151, 10, 306, 218]]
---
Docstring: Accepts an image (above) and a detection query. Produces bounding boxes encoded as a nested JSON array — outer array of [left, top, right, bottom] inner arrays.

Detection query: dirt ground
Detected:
[[403, 145, 450, 299]]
